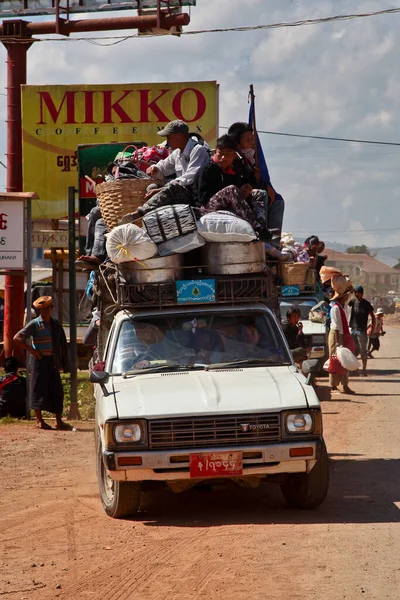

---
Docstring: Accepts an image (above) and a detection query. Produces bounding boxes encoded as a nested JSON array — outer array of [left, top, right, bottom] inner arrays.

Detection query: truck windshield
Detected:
[[280, 299, 318, 321], [111, 312, 291, 374]]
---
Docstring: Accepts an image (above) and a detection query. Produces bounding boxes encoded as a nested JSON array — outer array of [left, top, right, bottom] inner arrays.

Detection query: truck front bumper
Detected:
[[103, 440, 322, 482]]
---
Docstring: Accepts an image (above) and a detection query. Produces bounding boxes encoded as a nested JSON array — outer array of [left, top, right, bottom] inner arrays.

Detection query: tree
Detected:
[[393, 259, 400, 270], [345, 245, 371, 255]]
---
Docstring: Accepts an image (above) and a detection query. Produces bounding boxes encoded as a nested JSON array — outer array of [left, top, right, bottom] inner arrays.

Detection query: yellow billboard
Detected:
[[21, 81, 218, 219]]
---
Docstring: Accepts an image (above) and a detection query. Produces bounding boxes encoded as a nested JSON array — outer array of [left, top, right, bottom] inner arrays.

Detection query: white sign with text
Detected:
[[0, 201, 25, 270]]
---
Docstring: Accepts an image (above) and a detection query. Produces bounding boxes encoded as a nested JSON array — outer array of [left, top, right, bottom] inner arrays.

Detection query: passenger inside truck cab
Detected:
[[110, 314, 291, 374]]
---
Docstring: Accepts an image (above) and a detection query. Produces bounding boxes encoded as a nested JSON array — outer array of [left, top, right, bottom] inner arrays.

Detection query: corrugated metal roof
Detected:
[[325, 249, 399, 274]]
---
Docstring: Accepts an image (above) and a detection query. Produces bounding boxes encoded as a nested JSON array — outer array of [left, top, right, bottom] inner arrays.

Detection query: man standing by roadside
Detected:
[[348, 285, 375, 377], [13, 296, 71, 430]]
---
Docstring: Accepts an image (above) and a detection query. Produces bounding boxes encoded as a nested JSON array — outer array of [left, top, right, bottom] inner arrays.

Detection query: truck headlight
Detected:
[[286, 413, 313, 433], [312, 335, 325, 345], [114, 422, 144, 444]]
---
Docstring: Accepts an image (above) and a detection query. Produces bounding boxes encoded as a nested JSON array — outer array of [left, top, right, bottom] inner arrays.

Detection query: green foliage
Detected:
[[345, 245, 371, 255]]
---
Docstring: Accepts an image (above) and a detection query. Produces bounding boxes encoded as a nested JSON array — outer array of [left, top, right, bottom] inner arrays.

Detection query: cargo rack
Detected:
[[116, 274, 278, 309]]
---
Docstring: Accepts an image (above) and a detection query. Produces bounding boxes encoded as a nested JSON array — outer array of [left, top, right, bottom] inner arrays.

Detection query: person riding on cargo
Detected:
[[76, 120, 209, 270], [135, 119, 210, 216], [197, 135, 273, 242], [227, 121, 284, 236]]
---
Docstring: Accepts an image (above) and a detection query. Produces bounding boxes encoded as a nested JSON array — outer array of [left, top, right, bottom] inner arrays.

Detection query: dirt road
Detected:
[[1, 328, 399, 600]]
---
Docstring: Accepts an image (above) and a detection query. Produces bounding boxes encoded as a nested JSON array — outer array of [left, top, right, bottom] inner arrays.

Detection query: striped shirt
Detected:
[[19, 316, 53, 356]]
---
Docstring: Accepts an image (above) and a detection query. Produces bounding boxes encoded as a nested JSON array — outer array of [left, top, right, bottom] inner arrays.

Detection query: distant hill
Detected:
[[325, 241, 400, 268]]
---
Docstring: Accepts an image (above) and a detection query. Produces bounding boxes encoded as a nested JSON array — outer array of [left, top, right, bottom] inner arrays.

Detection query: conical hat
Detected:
[[320, 265, 341, 284]]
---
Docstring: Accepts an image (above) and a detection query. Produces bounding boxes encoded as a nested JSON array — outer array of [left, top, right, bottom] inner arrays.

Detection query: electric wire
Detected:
[[2, 6, 400, 45]]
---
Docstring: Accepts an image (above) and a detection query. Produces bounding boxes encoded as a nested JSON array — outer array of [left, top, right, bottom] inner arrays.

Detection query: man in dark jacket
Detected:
[[348, 285, 375, 376], [13, 296, 71, 430], [281, 307, 308, 363]]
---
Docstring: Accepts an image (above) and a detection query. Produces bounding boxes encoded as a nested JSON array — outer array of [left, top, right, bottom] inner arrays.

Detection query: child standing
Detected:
[[367, 308, 385, 358]]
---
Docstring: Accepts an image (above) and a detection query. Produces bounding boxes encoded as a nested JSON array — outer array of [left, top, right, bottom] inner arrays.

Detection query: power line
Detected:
[[8, 6, 400, 45], [220, 127, 400, 147]]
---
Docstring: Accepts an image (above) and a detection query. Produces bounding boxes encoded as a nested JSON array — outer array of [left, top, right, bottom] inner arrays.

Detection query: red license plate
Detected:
[[189, 451, 243, 478]]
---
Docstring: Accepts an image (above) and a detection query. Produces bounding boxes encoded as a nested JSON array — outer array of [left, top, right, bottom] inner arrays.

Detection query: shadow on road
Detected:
[[135, 456, 400, 528]]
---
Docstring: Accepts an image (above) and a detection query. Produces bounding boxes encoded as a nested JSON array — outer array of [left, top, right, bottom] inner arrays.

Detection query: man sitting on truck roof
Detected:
[[129, 120, 210, 219], [196, 135, 276, 243], [76, 120, 210, 270]]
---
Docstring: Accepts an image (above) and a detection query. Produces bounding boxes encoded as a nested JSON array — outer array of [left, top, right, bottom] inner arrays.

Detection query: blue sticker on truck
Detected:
[[282, 285, 300, 297], [176, 279, 216, 304]]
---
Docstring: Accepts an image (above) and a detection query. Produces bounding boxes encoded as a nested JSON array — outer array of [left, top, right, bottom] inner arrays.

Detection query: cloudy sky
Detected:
[[0, 0, 400, 251]]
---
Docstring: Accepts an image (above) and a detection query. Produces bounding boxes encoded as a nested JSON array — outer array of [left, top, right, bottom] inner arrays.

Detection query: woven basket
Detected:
[[281, 262, 310, 285], [96, 178, 151, 230]]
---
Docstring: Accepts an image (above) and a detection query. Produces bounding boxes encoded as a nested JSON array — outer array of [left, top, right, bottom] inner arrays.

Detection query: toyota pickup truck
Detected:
[[90, 271, 329, 518]]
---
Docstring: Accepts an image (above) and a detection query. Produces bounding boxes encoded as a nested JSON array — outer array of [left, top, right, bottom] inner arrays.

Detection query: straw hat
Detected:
[[331, 277, 353, 300], [320, 265, 343, 284], [33, 296, 53, 309]]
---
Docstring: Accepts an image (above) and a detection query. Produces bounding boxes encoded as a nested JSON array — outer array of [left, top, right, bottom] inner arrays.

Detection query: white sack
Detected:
[[199, 211, 257, 242], [106, 223, 157, 264], [336, 346, 360, 371]]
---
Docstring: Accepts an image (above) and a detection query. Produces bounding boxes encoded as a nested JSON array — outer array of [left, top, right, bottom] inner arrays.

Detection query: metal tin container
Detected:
[[201, 241, 266, 275], [117, 254, 183, 284]]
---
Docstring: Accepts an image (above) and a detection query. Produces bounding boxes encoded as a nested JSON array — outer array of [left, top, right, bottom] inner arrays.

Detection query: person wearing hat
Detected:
[[329, 286, 356, 395], [367, 307, 385, 358], [127, 119, 210, 218], [348, 285, 375, 376], [13, 296, 71, 430]]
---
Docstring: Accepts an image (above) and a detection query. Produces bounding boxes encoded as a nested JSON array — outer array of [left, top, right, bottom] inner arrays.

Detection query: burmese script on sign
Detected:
[[21, 82, 218, 219]]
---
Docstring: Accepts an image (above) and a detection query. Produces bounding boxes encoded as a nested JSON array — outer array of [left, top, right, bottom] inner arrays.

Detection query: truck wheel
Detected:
[[96, 442, 141, 519], [280, 441, 329, 509]]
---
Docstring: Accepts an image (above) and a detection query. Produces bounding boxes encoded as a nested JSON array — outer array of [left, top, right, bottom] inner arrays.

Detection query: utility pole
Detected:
[[0, 6, 190, 358]]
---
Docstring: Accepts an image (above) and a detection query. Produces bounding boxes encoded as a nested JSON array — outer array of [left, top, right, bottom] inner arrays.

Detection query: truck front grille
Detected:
[[148, 414, 281, 449]]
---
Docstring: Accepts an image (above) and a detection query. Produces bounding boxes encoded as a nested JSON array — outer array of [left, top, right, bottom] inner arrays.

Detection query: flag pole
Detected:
[[249, 84, 259, 168]]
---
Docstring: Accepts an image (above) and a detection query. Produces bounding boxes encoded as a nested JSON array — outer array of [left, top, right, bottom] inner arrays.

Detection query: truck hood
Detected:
[[302, 320, 326, 336], [111, 366, 311, 419]]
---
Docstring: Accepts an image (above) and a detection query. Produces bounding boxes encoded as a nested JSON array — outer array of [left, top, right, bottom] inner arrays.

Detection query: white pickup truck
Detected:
[[91, 278, 329, 519]]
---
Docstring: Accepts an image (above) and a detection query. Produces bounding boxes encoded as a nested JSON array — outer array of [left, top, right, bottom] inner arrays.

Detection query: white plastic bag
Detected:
[[323, 359, 330, 371], [336, 346, 360, 371], [106, 223, 157, 264], [199, 211, 257, 243]]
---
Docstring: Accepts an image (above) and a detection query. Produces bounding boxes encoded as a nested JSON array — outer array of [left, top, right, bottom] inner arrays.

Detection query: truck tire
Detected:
[[280, 441, 329, 509], [96, 441, 141, 519]]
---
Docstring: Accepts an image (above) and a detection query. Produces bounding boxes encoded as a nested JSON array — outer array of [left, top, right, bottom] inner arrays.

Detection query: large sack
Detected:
[[106, 223, 157, 264], [199, 211, 257, 243]]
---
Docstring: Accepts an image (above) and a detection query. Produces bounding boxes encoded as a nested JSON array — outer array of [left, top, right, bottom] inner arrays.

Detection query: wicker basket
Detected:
[[96, 178, 151, 230], [280, 262, 310, 285]]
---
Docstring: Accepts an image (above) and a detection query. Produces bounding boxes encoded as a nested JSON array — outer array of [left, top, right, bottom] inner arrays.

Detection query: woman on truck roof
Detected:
[[227, 121, 284, 235]]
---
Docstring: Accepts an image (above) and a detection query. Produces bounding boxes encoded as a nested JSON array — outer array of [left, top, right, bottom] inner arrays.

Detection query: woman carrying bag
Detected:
[[329, 284, 356, 396]]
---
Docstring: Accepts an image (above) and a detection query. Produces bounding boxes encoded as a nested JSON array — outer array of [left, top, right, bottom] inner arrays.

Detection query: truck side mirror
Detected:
[[301, 359, 320, 386], [90, 370, 111, 397]]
